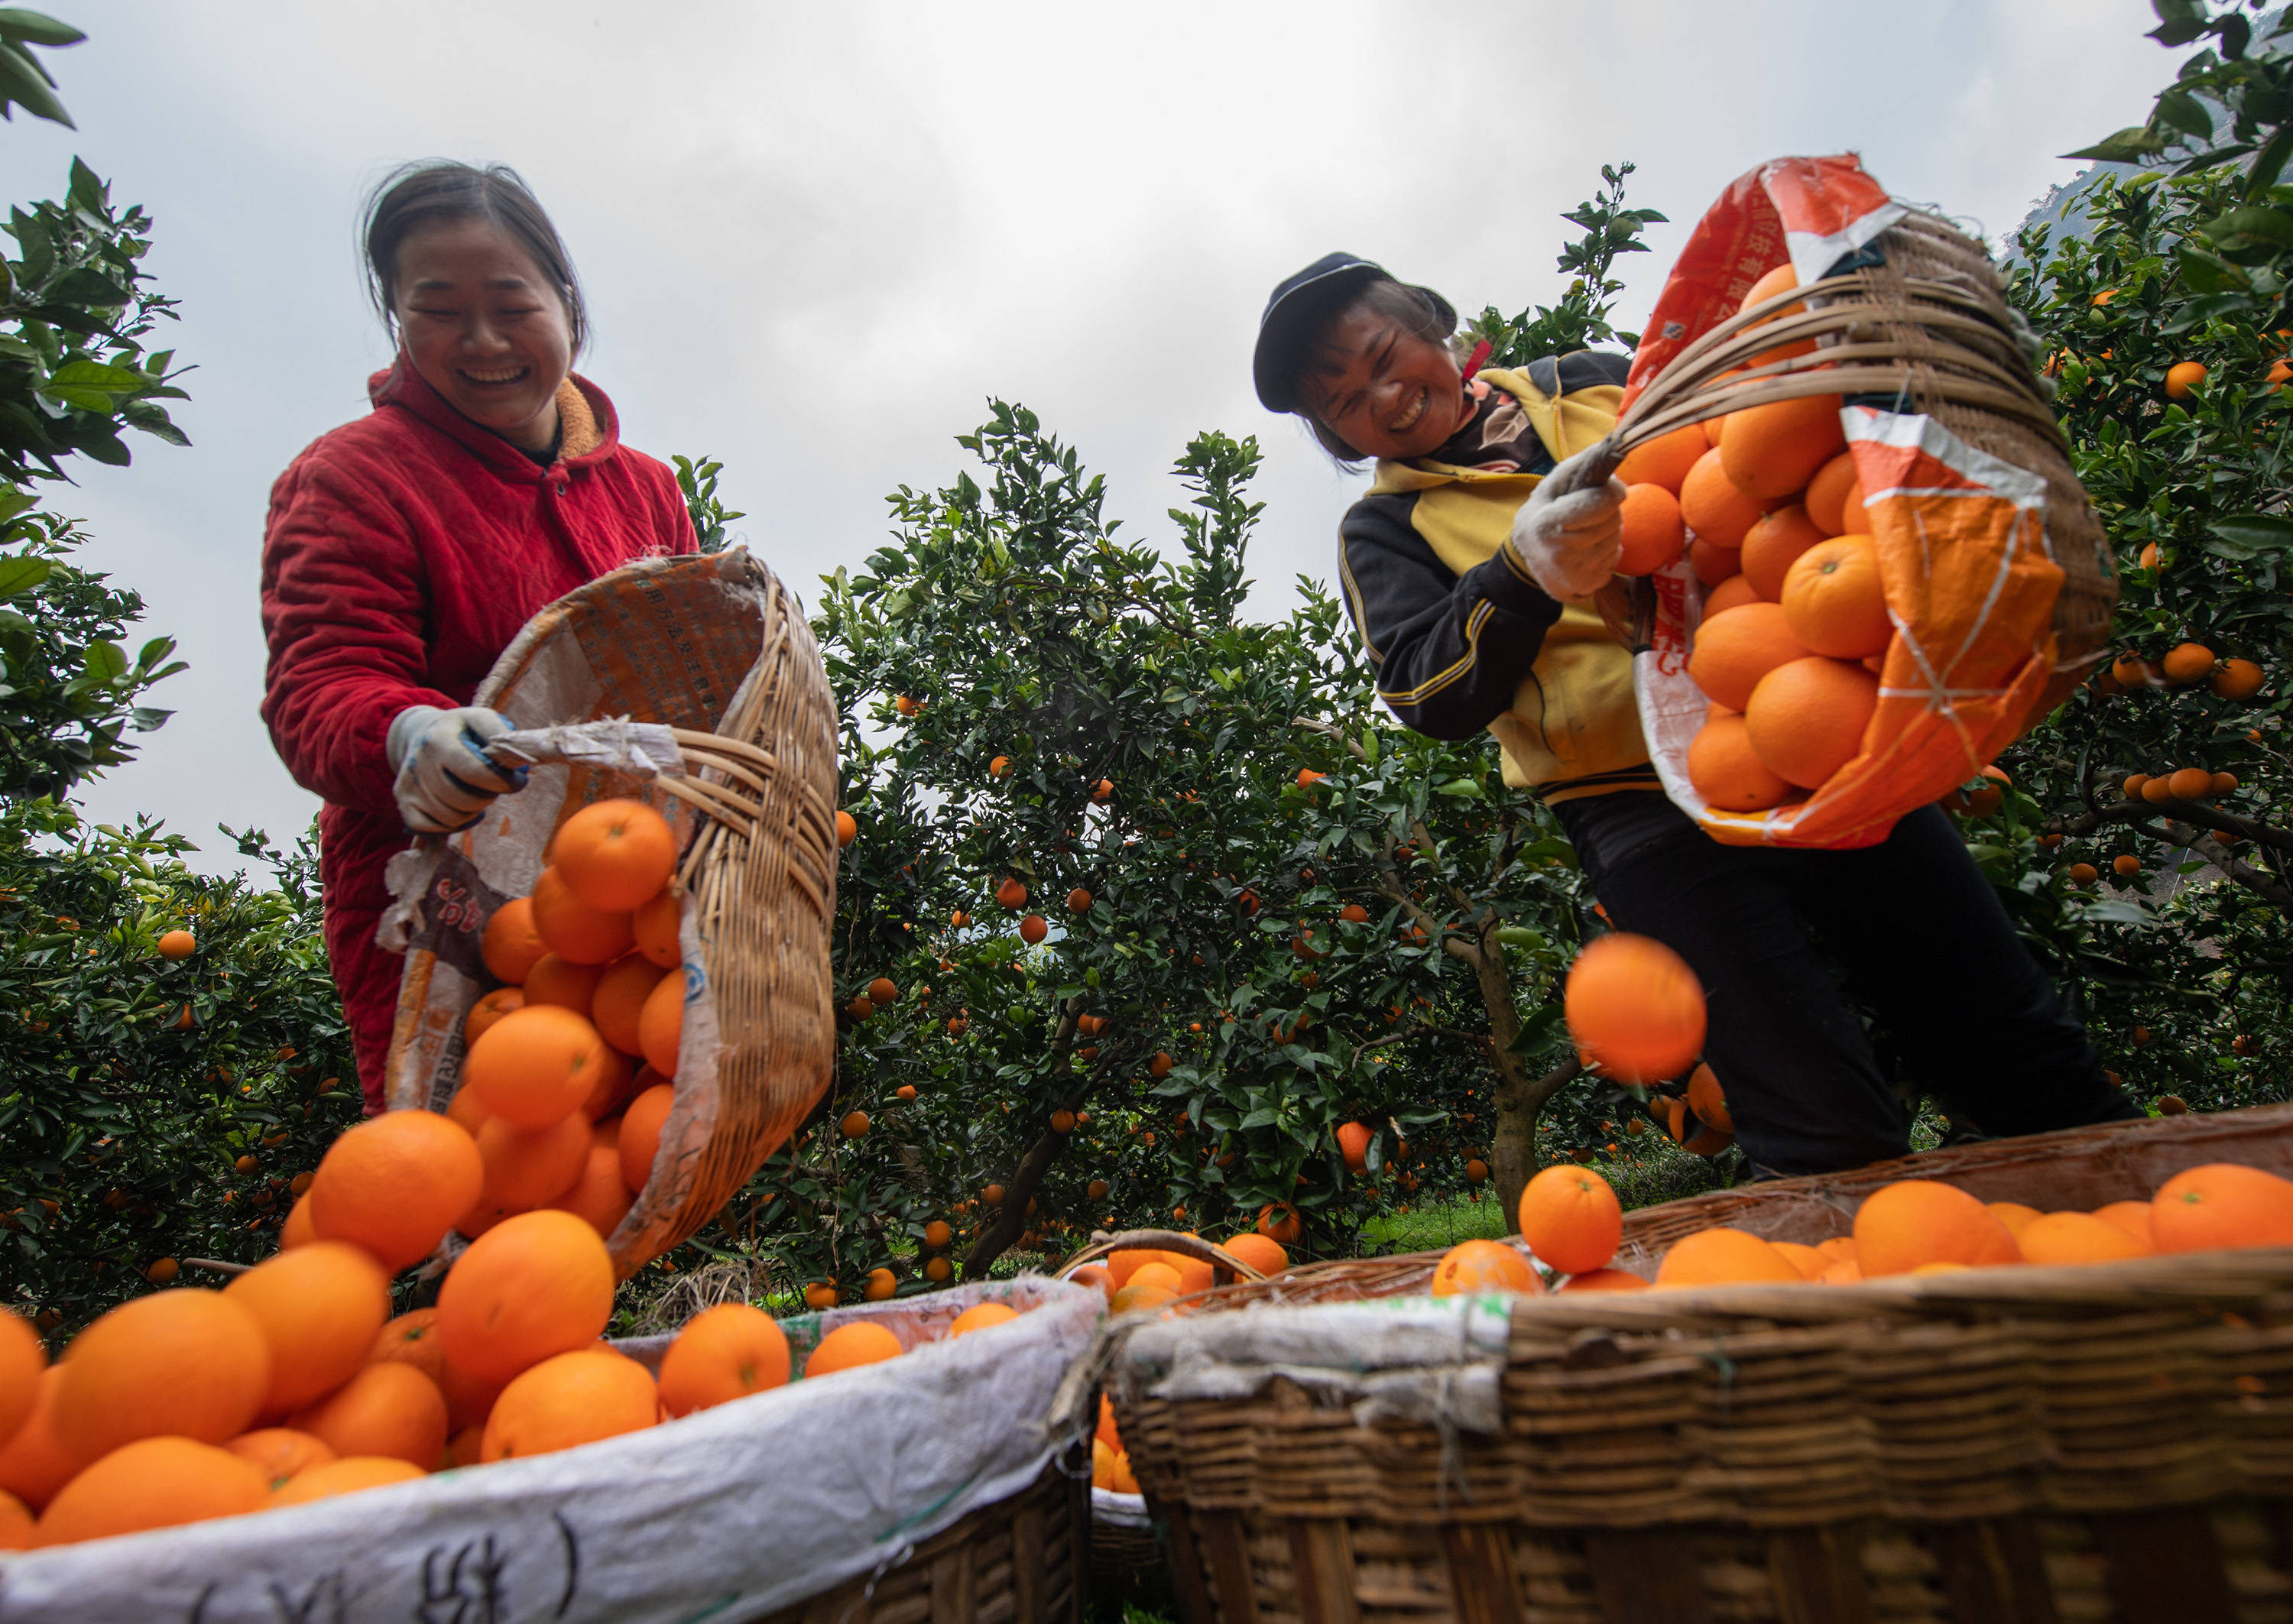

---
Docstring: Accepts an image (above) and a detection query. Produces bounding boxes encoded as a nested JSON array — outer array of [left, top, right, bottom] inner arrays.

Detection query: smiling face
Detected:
[[1299, 299, 1470, 462], [391, 216, 573, 456]]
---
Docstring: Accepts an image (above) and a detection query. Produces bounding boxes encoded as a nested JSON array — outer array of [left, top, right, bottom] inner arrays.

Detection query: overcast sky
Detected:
[[0, 1, 2169, 876]]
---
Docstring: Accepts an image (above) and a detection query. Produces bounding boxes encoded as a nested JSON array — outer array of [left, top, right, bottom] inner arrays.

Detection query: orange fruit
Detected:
[[631, 890, 682, 969], [1739, 504, 1828, 601], [1336, 1120, 1372, 1172], [639, 971, 684, 1075], [224, 1427, 337, 1493], [476, 1111, 593, 1211], [806, 1321, 904, 1377], [464, 987, 525, 1047], [995, 877, 1027, 909], [308, 1110, 485, 1272], [1985, 1201, 2044, 1238], [522, 952, 604, 1014], [53, 1290, 271, 1465], [441, 1422, 486, 1469], [530, 865, 635, 966], [1019, 913, 1049, 945], [1257, 1201, 1302, 1245], [1853, 1180, 2020, 1276], [1688, 601, 1808, 711], [1654, 1227, 1805, 1286], [0, 1367, 75, 1512], [482, 1347, 657, 1461], [1564, 932, 1706, 1086], [1110, 1283, 1176, 1315], [437, 1359, 507, 1434], [464, 1004, 612, 1129], [618, 1082, 675, 1193], [1702, 574, 1763, 618], [291, 1361, 447, 1469], [2214, 658, 2265, 701], [1689, 536, 1742, 586], [33, 1436, 266, 1547], [1127, 1262, 1182, 1295], [1781, 536, 1889, 660], [436, 1210, 615, 1383], [1802, 452, 1858, 536], [658, 1304, 790, 1416], [1739, 262, 1803, 321], [1679, 446, 1772, 547], [1105, 1249, 1165, 1289], [159, 928, 199, 959], [864, 1267, 898, 1301], [446, 1083, 495, 1140], [480, 897, 546, 984], [2017, 1211, 2150, 1265], [222, 1241, 393, 1415], [949, 1302, 1020, 1337], [1815, 1237, 1858, 1264], [1688, 713, 1795, 812], [1555, 1268, 1649, 1293], [1430, 1239, 1539, 1296], [1686, 1063, 1734, 1135], [1221, 1233, 1288, 1276], [2161, 642, 2217, 686], [0, 1310, 44, 1453], [804, 1282, 840, 1311], [2165, 359, 2208, 399], [1517, 1163, 1623, 1274], [835, 809, 858, 847], [1720, 394, 1846, 501], [2093, 1200, 2155, 1246], [1614, 424, 1708, 493], [554, 799, 677, 911], [369, 1308, 448, 1389], [590, 953, 668, 1056], [1616, 483, 1685, 575], [1163, 1253, 1214, 1294], [281, 1193, 316, 1250], [2151, 1162, 2293, 1253], [267, 1455, 425, 1507], [1772, 1241, 1829, 1279], [575, 1045, 637, 1122], [2167, 766, 2214, 800], [1745, 656, 1879, 789], [1702, 413, 1727, 447], [546, 1144, 637, 1238]]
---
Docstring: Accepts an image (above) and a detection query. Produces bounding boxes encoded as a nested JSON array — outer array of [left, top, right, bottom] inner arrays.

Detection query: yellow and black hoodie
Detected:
[[1335, 352, 1660, 804]]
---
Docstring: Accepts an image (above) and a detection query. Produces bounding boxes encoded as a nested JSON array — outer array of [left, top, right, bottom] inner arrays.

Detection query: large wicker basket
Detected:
[[381, 546, 838, 1276], [1111, 1106, 2293, 1622]]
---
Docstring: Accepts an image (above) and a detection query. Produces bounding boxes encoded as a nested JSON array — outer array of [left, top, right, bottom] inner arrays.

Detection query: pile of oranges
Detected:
[[1091, 1391, 1139, 1495], [1614, 266, 1900, 814], [1416, 1157, 2293, 1301], [0, 1178, 1047, 1554]]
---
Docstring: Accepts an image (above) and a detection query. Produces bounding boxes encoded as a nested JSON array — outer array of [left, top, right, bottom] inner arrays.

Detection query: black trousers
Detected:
[[1552, 792, 2140, 1176]]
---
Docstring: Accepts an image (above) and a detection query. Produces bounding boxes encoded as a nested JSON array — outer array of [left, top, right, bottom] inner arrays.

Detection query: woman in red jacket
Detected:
[[261, 161, 697, 1112]]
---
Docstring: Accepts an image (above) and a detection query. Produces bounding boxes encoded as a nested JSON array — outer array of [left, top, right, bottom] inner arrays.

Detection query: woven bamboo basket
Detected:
[[381, 546, 838, 1276], [1111, 1106, 2293, 1622], [1590, 204, 2117, 713]]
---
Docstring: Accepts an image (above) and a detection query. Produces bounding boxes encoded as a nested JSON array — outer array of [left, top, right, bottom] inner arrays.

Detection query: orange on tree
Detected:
[[1066, 887, 1093, 912], [2150, 1162, 2293, 1253], [1780, 536, 1889, 660], [530, 865, 636, 965], [864, 1267, 897, 1301], [2165, 359, 2208, 398], [267, 1455, 425, 1508], [222, 1241, 393, 1415], [222, 1428, 335, 1493], [803, 1282, 840, 1310], [995, 877, 1027, 909], [1564, 932, 1706, 1086], [291, 1361, 447, 1470], [53, 1289, 272, 1465], [841, 1110, 871, 1139], [33, 1436, 267, 1548], [2113, 855, 2142, 878], [868, 976, 897, 1006], [2161, 642, 2217, 686], [464, 1003, 614, 1130], [835, 809, 858, 848], [1257, 1201, 1302, 1245], [156, 929, 196, 961], [436, 1210, 615, 1383], [553, 798, 677, 911], [1654, 1227, 1805, 1286], [2214, 657, 2265, 700], [806, 1321, 903, 1377], [1336, 1120, 1372, 1172], [923, 1219, 953, 1249], [480, 897, 547, 984], [1853, 1180, 2019, 1276], [2167, 767, 2214, 800], [1430, 1239, 1539, 1296], [482, 1348, 657, 1462], [1686, 601, 1807, 711], [1744, 656, 1879, 788], [659, 1304, 790, 1416], [1516, 1163, 1623, 1275], [1019, 914, 1049, 945]]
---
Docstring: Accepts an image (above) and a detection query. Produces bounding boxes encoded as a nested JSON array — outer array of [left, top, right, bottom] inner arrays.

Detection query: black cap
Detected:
[[1252, 253, 1456, 413]]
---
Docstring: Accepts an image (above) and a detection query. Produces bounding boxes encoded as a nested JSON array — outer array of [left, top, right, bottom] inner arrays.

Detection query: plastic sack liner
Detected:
[[1618, 156, 2081, 848], [0, 1277, 1097, 1623]]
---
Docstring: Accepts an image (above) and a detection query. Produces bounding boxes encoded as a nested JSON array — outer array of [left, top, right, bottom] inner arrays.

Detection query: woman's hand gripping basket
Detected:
[[1104, 1105, 2293, 1624], [378, 546, 838, 1275], [1594, 154, 2116, 849]]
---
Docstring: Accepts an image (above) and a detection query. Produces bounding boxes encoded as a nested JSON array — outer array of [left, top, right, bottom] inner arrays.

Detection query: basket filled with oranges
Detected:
[[0, 1261, 1101, 1622], [1098, 1103, 2293, 1624], [1589, 154, 2114, 850], [375, 546, 838, 1279]]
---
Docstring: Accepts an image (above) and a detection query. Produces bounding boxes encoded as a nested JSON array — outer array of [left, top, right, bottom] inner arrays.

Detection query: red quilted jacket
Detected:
[[261, 361, 698, 1110]]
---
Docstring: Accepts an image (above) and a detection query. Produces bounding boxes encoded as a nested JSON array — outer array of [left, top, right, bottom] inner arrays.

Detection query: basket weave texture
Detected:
[[1115, 1107, 2293, 1622], [384, 547, 838, 1274]]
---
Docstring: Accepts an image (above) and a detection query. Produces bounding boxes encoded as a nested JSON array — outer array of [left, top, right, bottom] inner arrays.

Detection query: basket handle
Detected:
[[1055, 1227, 1270, 1285]]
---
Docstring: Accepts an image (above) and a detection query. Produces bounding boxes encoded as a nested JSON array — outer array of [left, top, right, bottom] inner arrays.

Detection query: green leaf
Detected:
[[2064, 127, 2165, 164], [0, 555, 51, 599], [2204, 514, 2293, 559], [79, 640, 125, 683], [0, 10, 86, 47], [0, 39, 67, 126]]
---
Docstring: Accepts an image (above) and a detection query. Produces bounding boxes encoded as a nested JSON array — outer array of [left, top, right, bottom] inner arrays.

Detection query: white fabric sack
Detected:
[[0, 1278, 1098, 1624]]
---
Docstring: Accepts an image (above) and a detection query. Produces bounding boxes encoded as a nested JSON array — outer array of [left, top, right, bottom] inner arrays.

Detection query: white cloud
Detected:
[[0, 0, 2168, 874]]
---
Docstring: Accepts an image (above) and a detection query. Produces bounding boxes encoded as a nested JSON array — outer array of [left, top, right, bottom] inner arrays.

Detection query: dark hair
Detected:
[[1296, 277, 1457, 464], [361, 160, 588, 353]]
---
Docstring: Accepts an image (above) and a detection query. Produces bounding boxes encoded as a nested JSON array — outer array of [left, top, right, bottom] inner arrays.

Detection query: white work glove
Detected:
[[384, 705, 527, 834], [1506, 446, 1628, 604]]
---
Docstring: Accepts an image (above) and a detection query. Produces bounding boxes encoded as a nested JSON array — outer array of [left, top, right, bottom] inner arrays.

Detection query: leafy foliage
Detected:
[[673, 452, 744, 553], [1468, 163, 1663, 366]]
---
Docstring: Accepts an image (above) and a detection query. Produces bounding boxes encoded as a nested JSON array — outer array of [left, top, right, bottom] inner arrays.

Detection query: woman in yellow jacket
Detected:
[[1254, 253, 2136, 1177]]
